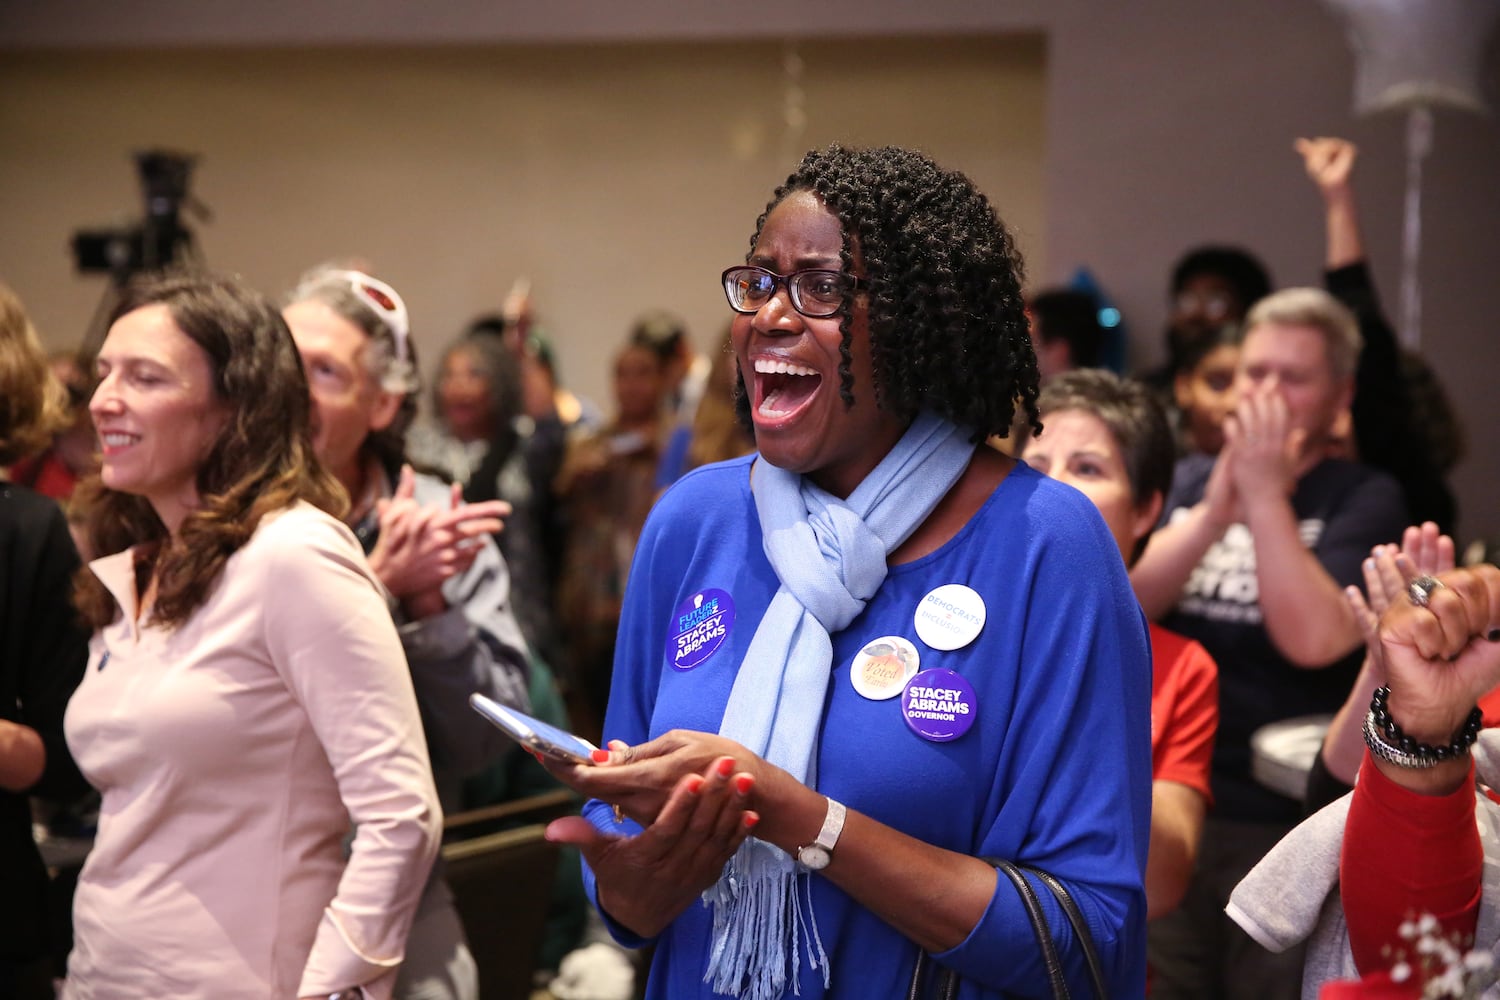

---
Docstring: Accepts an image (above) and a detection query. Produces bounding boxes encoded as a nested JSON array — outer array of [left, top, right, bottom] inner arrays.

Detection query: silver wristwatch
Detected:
[[795, 796, 847, 871]]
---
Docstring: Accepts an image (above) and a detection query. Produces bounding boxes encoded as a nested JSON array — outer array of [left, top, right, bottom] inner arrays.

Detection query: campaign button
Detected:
[[913, 584, 986, 651], [901, 668, 977, 742], [849, 635, 920, 700], [667, 588, 735, 670]]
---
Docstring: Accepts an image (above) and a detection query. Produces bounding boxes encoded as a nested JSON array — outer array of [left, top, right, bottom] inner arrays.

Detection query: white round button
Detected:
[[849, 635, 920, 700], [913, 584, 986, 651]]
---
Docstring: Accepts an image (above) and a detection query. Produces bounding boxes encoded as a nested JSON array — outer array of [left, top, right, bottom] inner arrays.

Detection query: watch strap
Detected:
[[799, 796, 846, 860]]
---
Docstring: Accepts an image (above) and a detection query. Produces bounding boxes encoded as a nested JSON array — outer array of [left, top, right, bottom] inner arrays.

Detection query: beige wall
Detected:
[[3, 0, 1498, 537], [0, 38, 1046, 414]]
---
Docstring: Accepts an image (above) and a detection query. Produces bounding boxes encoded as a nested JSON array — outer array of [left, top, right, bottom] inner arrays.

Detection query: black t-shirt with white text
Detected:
[[1162, 454, 1407, 823]]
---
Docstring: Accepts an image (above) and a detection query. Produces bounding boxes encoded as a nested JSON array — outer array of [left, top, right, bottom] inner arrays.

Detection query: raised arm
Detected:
[[1297, 137, 1457, 534], [1296, 137, 1364, 270], [1340, 564, 1500, 974]]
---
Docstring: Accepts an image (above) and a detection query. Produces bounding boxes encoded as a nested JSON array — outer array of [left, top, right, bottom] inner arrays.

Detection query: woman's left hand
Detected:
[[545, 753, 760, 938], [546, 729, 780, 828]]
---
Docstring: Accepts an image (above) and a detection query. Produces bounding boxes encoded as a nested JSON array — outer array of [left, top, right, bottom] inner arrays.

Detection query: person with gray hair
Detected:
[[283, 266, 533, 1000], [1131, 286, 1408, 999], [1241, 288, 1362, 382]]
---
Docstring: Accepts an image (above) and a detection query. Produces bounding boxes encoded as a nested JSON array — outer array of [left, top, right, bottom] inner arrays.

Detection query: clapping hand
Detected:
[[545, 746, 760, 938], [365, 465, 510, 617], [1222, 386, 1303, 509], [1376, 563, 1500, 751], [1345, 522, 1456, 680]]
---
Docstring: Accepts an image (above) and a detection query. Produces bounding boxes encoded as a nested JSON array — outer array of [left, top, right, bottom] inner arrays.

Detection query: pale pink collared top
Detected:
[[63, 502, 441, 999]]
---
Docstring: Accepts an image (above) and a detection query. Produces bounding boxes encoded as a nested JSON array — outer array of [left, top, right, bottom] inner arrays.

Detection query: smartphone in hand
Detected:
[[469, 693, 598, 765]]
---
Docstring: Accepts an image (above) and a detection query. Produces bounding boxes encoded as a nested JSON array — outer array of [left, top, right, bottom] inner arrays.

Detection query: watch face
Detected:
[[797, 845, 831, 870]]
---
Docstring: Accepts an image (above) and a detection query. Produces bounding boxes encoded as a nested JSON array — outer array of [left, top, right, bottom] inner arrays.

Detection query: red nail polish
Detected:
[[591, 749, 612, 763], [686, 776, 705, 794], [743, 812, 760, 828], [735, 775, 754, 795], [716, 757, 735, 778]]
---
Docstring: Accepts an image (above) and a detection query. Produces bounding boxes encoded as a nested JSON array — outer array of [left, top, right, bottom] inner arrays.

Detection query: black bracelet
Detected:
[[1368, 685, 1483, 762]]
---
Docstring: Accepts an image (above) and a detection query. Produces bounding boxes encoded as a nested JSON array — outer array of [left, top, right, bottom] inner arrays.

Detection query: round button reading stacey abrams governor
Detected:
[[667, 588, 736, 670], [901, 668, 977, 742], [913, 584, 986, 651]]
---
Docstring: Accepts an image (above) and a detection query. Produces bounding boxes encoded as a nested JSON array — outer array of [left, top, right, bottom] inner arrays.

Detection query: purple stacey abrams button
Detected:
[[667, 588, 736, 671], [901, 668, 977, 742]]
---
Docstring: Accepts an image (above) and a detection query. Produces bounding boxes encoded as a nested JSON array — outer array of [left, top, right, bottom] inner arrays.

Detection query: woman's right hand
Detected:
[[545, 753, 759, 938]]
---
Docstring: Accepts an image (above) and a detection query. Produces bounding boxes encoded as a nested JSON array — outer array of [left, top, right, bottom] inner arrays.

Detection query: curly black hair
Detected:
[[733, 144, 1039, 441]]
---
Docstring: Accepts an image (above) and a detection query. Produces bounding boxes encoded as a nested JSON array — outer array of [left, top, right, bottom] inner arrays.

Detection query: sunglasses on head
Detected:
[[328, 269, 410, 365]]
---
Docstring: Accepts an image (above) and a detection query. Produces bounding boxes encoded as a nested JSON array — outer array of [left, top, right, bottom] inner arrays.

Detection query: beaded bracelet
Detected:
[[1365, 685, 1483, 767]]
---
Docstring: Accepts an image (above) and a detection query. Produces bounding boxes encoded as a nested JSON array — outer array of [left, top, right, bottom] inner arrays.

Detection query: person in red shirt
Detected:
[[1230, 553, 1500, 996], [1335, 554, 1498, 992], [8, 350, 97, 504], [1022, 369, 1218, 919]]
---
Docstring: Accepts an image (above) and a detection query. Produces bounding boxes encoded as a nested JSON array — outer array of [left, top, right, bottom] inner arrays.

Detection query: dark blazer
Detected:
[[1, 482, 90, 963]]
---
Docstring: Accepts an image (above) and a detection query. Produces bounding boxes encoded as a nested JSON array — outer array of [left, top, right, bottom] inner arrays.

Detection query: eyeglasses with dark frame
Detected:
[[721, 265, 866, 319]]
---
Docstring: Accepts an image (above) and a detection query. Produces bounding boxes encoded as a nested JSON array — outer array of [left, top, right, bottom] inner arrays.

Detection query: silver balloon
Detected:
[[1323, 0, 1500, 115]]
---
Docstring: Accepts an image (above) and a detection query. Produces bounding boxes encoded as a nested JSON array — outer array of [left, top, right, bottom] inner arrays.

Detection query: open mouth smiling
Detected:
[[753, 357, 823, 420], [98, 430, 141, 454]]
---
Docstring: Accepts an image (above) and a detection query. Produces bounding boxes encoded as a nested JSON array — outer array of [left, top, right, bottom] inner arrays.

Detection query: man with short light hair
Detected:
[[1132, 286, 1407, 1000]]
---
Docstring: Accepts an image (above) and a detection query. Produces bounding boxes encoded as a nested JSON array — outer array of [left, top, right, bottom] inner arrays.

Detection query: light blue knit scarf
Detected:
[[704, 410, 976, 1000]]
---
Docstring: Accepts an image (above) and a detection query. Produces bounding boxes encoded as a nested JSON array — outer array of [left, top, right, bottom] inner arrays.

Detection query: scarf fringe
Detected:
[[708, 413, 975, 1000], [703, 840, 830, 1000]]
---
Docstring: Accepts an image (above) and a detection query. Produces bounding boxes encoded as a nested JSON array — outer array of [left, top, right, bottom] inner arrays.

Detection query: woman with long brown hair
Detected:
[[63, 273, 440, 1000]]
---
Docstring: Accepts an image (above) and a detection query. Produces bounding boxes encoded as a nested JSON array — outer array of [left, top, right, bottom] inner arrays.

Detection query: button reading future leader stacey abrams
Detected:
[[667, 588, 736, 670]]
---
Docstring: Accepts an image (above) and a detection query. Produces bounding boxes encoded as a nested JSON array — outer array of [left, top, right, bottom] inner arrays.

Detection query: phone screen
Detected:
[[469, 693, 598, 764]]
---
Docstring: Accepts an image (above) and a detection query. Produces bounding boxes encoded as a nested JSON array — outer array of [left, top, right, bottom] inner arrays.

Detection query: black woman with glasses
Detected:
[[537, 145, 1152, 999]]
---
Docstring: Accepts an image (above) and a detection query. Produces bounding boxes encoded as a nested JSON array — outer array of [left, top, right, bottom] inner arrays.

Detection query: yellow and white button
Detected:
[[850, 635, 921, 701]]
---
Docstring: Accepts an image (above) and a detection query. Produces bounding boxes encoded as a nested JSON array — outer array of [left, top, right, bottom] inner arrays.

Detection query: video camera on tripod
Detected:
[[71, 149, 208, 278]]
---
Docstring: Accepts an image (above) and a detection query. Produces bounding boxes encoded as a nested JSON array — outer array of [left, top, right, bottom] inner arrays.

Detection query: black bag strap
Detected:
[[1026, 866, 1109, 1000], [907, 858, 1107, 1000]]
